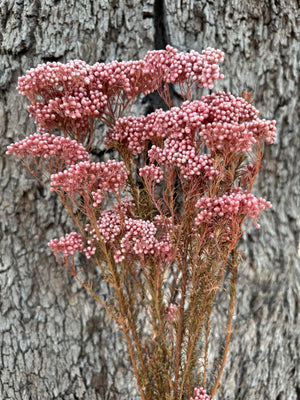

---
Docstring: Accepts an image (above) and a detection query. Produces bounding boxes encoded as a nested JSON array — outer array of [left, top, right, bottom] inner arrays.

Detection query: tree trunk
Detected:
[[1, 1, 299, 399]]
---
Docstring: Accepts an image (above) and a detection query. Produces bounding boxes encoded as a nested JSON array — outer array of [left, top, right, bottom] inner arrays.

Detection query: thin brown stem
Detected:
[[202, 307, 212, 388], [211, 250, 238, 398], [179, 305, 206, 400], [173, 252, 188, 399]]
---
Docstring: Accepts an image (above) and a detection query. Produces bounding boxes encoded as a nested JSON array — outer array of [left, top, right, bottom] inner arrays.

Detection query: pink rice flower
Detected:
[[190, 387, 214, 400], [139, 165, 164, 183], [50, 160, 128, 199], [6, 133, 89, 168], [195, 188, 272, 226], [48, 232, 84, 257]]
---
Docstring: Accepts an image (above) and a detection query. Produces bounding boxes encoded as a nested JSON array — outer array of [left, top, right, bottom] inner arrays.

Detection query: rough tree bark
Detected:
[[0, 1, 299, 399]]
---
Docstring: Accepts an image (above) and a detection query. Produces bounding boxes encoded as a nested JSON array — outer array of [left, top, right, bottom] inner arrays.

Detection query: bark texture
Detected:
[[1, 1, 299, 399]]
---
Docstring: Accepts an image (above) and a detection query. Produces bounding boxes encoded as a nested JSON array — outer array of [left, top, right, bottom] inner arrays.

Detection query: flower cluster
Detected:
[[190, 387, 214, 400], [96, 206, 127, 243], [84, 199, 135, 259], [139, 165, 164, 183], [106, 101, 218, 181], [120, 218, 158, 257], [166, 304, 178, 323], [83, 200, 174, 263], [149, 139, 218, 180], [48, 232, 84, 257], [115, 217, 173, 263], [106, 93, 276, 164], [17, 60, 89, 100], [199, 92, 276, 152], [6, 133, 89, 167], [17, 46, 224, 135], [121, 215, 174, 262], [50, 160, 128, 200], [105, 100, 210, 154], [18, 60, 107, 136], [195, 188, 272, 225], [106, 94, 275, 187], [144, 46, 224, 89]]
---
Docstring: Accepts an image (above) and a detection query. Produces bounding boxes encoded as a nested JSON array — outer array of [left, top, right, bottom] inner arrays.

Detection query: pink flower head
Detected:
[[18, 60, 107, 135], [105, 100, 210, 154], [190, 387, 214, 400], [90, 202, 174, 263], [105, 115, 148, 154], [195, 188, 272, 225], [90, 59, 149, 100], [17, 60, 89, 98], [6, 133, 89, 170], [120, 218, 158, 256], [48, 232, 84, 257], [50, 160, 128, 199], [144, 45, 224, 89], [139, 165, 164, 183], [97, 209, 123, 244], [148, 139, 218, 181], [17, 46, 224, 137], [198, 92, 276, 153], [166, 304, 178, 323], [117, 216, 174, 262], [83, 199, 135, 260]]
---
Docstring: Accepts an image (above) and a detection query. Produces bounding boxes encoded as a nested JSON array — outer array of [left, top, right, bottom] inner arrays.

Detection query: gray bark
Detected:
[[0, 1, 299, 399]]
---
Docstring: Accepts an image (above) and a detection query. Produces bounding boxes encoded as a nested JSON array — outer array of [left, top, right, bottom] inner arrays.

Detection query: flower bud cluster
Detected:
[[50, 160, 128, 198], [17, 60, 89, 99], [166, 304, 178, 323], [18, 60, 107, 135], [144, 45, 224, 89], [28, 100, 96, 137], [6, 133, 89, 165], [195, 188, 272, 225], [107, 94, 275, 186], [106, 114, 148, 154], [105, 100, 210, 154], [84, 200, 174, 263], [106, 101, 218, 180], [17, 46, 224, 133], [84, 210, 122, 259], [190, 387, 214, 400], [48, 232, 84, 257], [199, 92, 276, 152], [139, 165, 164, 183], [119, 217, 174, 262], [148, 139, 217, 180], [97, 208, 124, 244], [91, 189, 104, 208], [120, 218, 158, 257], [84, 199, 134, 259], [89, 59, 148, 99], [202, 92, 258, 122], [107, 92, 275, 164]]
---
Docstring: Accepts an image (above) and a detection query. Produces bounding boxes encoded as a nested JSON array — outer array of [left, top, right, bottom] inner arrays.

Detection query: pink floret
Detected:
[[48, 232, 84, 256], [190, 387, 214, 400]]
